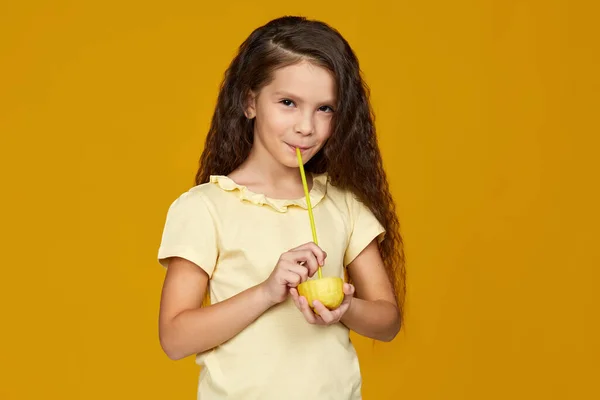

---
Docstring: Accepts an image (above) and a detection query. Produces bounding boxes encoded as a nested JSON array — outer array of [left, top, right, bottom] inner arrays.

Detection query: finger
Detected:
[[289, 288, 301, 308], [285, 250, 319, 277], [313, 300, 336, 324], [285, 263, 310, 283], [305, 242, 327, 266], [282, 270, 302, 287], [290, 242, 327, 266], [339, 283, 355, 307], [343, 283, 355, 298], [298, 296, 318, 324]]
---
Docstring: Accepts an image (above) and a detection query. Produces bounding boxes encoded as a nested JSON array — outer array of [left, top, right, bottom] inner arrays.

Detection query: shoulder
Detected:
[[324, 179, 379, 229], [187, 181, 224, 201], [323, 178, 361, 210], [165, 181, 224, 214]]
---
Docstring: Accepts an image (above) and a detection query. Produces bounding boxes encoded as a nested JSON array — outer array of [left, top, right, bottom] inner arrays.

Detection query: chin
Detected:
[[280, 155, 304, 169]]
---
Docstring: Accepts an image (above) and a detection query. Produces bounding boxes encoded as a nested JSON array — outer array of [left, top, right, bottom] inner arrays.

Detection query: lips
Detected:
[[286, 142, 312, 151]]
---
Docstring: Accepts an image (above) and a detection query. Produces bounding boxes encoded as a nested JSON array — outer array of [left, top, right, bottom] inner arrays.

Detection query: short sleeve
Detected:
[[157, 190, 218, 276], [343, 193, 386, 267]]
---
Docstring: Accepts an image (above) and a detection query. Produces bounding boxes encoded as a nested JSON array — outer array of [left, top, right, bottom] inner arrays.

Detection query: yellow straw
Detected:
[[296, 147, 323, 279]]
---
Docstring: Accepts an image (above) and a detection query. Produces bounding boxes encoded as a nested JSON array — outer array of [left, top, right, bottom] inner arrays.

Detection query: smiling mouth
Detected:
[[286, 142, 312, 151]]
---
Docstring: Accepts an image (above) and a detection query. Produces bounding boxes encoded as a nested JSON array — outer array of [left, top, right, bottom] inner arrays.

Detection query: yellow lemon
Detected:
[[298, 277, 344, 312]]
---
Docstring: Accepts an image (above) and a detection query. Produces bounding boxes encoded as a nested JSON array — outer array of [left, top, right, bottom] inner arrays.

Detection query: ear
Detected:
[[244, 91, 257, 119]]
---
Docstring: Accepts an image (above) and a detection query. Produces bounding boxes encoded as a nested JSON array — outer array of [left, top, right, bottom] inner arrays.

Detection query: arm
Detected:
[[158, 242, 324, 360], [158, 257, 273, 360], [340, 239, 401, 341], [290, 239, 401, 341]]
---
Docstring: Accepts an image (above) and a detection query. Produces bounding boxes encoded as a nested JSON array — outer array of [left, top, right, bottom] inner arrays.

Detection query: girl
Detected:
[[157, 15, 406, 400]]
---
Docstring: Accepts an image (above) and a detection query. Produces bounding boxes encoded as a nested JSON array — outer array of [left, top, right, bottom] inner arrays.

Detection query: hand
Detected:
[[259, 242, 326, 306], [289, 282, 355, 325]]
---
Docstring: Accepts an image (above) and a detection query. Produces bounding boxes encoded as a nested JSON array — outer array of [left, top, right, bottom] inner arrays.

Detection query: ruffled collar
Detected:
[[209, 173, 328, 213]]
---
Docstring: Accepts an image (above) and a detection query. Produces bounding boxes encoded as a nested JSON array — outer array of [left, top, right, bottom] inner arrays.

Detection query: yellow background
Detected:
[[1, 1, 599, 399]]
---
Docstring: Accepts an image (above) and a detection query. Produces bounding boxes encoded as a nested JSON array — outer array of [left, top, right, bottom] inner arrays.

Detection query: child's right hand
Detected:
[[260, 242, 327, 306]]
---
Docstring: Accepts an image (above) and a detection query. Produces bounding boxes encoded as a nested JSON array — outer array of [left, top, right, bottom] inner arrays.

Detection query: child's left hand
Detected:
[[289, 283, 355, 325]]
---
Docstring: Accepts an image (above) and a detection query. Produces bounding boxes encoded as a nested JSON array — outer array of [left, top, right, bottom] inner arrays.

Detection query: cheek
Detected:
[[315, 116, 334, 141], [257, 107, 291, 138]]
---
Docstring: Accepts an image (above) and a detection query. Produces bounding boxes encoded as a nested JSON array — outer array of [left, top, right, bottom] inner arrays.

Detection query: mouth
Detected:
[[285, 142, 313, 153]]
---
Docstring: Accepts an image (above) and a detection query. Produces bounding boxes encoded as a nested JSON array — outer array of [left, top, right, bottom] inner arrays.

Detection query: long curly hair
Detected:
[[195, 16, 406, 323]]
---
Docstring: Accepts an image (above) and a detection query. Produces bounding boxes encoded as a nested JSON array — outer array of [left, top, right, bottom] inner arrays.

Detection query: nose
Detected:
[[294, 111, 314, 136]]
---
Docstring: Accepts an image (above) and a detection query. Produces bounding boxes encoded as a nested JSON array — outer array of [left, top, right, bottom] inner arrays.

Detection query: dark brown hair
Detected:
[[195, 16, 406, 325]]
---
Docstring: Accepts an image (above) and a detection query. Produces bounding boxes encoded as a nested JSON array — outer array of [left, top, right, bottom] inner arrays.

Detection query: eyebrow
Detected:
[[273, 91, 336, 105]]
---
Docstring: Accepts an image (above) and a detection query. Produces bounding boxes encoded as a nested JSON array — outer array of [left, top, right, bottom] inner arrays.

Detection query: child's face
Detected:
[[247, 60, 337, 169]]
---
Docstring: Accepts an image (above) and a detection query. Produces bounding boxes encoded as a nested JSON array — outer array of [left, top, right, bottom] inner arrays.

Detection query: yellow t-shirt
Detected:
[[157, 172, 385, 400]]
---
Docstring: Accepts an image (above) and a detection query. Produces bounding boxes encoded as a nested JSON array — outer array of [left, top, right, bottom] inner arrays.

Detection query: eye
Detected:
[[280, 99, 295, 107], [319, 105, 335, 113]]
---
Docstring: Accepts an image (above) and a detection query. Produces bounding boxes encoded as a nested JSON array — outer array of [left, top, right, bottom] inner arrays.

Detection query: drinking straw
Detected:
[[296, 147, 323, 279]]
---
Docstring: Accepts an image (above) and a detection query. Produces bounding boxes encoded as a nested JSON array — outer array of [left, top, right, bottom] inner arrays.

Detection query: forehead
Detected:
[[264, 61, 337, 101]]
